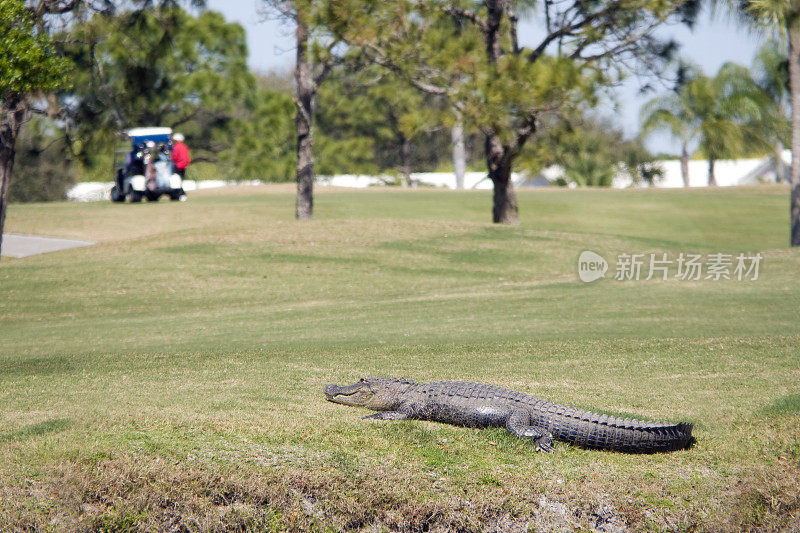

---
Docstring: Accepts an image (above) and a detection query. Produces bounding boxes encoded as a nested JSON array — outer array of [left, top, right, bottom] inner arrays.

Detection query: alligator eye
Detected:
[[359, 378, 366, 383]]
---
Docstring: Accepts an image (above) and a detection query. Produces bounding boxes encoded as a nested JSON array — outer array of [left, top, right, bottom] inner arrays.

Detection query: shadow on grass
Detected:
[[0, 418, 73, 443], [0, 356, 74, 377], [761, 393, 800, 417]]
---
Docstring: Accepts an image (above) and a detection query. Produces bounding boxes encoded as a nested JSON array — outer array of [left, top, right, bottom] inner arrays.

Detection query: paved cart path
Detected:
[[1, 234, 95, 258]]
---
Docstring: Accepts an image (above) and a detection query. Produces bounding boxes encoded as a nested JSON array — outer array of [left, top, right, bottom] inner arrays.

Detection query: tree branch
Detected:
[[509, 115, 536, 158], [313, 40, 342, 88], [572, 20, 662, 64], [441, 6, 488, 33], [504, 1, 520, 55], [360, 43, 450, 95], [528, 1, 623, 62], [30, 0, 79, 18], [293, 96, 311, 127]]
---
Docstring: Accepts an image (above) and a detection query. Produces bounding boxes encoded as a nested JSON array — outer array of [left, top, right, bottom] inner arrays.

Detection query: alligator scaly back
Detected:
[[325, 378, 694, 453]]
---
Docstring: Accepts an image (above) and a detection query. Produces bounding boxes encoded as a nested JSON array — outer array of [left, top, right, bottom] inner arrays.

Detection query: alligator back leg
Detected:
[[506, 409, 555, 452]]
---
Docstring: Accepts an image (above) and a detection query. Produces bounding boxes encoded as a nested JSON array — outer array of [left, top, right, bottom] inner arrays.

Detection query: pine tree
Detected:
[[316, 65, 444, 185], [325, 0, 700, 223], [264, 0, 339, 220]]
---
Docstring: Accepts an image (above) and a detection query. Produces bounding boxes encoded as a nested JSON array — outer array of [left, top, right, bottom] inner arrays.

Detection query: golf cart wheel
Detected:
[[145, 191, 161, 202], [110, 185, 125, 203], [169, 190, 186, 201], [131, 191, 144, 203]]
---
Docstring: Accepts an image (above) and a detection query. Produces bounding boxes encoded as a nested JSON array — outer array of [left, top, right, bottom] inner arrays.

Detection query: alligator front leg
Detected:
[[506, 409, 555, 452], [362, 411, 409, 420], [362, 401, 418, 420]]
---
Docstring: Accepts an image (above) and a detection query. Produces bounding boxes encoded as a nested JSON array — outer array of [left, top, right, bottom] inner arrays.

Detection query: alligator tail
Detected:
[[533, 404, 694, 453]]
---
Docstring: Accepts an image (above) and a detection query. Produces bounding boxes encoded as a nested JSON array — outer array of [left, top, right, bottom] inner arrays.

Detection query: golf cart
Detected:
[[110, 127, 186, 202]]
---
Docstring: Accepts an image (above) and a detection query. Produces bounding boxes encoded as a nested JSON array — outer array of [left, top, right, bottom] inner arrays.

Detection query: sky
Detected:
[[204, 0, 768, 155]]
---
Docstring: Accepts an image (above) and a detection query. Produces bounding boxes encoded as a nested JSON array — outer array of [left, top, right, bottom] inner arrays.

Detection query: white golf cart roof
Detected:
[[126, 127, 173, 138]]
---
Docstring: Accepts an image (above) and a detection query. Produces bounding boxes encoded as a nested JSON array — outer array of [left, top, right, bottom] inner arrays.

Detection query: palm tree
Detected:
[[751, 40, 791, 182], [641, 63, 767, 186], [729, 1, 800, 245], [640, 87, 696, 187]]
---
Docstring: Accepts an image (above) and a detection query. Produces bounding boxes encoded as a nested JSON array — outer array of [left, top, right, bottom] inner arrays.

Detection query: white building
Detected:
[[648, 151, 790, 188], [519, 151, 791, 189]]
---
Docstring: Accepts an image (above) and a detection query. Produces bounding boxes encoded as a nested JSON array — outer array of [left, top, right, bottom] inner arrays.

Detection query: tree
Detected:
[[730, 1, 800, 245], [639, 64, 701, 187], [641, 63, 770, 186], [264, 0, 338, 220], [0, 0, 70, 258], [226, 86, 296, 181], [451, 109, 467, 189], [751, 40, 791, 182], [315, 65, 446, 185], [61, 6, 253, 170], [325, 0, 700, 223], [293, 3, 315, 219]]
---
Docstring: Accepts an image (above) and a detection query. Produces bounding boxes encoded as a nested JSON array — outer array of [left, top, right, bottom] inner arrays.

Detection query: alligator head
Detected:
[[324, 377, 416, 411]]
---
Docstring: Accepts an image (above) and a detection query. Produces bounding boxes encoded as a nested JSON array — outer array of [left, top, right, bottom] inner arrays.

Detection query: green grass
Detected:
[[1, 184, 799, 531]]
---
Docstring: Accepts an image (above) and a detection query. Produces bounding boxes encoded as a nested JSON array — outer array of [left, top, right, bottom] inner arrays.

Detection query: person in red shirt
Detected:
[[171, 133, 191, 178]]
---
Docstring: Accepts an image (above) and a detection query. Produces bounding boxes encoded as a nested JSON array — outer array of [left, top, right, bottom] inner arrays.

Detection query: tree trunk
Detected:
[[482, 1, 517, 224], [707, 157, 716, 187], [295, 13, 314, 221], [789, 23, 800, 246], [0, 97, 26, 260], [486, 133, 518, 224], [680, 144, 690, 187], [451, 112, 466, 189], [400, 136, 412, 187], [484, 0, 502, 63], [775, 141, 788, 183]]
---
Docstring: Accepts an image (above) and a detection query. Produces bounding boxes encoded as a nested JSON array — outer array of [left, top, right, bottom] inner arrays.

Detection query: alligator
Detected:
[[324, 378, 694, 453]]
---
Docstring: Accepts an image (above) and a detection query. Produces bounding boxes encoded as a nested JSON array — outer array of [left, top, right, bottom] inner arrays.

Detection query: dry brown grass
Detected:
[[0, 454, 647, 532], [715, 457, 800, 532], [2, 450, 796, 532]]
